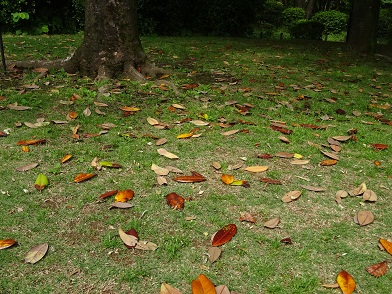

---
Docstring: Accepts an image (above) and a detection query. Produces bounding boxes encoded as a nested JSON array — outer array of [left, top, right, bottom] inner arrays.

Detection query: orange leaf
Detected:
[[68, 111, 78, 119], [337, 270, 356, 294], [22, 145, 29, 152], [74, 173, 96, 183], [115, 189, 134, 202], [61, 154, 72, 163], [191, 274, 216, 294], [17, 139, 46, 146], [371, 143, 388, 151], [379, 238, 392, 255], [166, 193, 185, 210], [99, 190, 118, 199], [0, 239, 17, 250], [320, 159, 337, 166], [211, 224, 237, 247], [173, 171, 206, 183], [221, 174, 234, 185], [366, 261, 388, 277]]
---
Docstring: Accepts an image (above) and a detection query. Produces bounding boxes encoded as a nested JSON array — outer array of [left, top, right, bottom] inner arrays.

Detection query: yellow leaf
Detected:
[[293, 153, 303, 159], [244, 166, 269, 173], [177, 133, 193, 139], [337, 270, 356, 294]]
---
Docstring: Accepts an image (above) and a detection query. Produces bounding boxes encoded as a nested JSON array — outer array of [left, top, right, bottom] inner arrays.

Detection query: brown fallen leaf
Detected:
[[290, 159, 310, 165], [321, 150, 339, 160], [118, 227, 138, 248], [147, 117, 159, 126], [370, 143, 388, 151], [166, 193, 185, 210], [320, 159, 337, 166], [282, 190, 302, 203], [158, 148, 179, 159], [280, 237, 293, 245], [348, 182, 367, 196], [110, 202, 134, 209], [173, 171, 206, 183], [354, 210, 374, 226], [212, 224, 237, 246], [239, 212, 257, 223], [208, 246, 222, 263], [25, 243, 49, 264], [275, 152, 293, 158], [17, 139, 46, 146], [337, 270, 356, 294], [212, 162, 221, 170], [155, 138, 167, 146], [363, 190, 377, 202], [300, 185, 326, 192], [215, 285, 230, 294], [221, 129, 240, 136], [366, 261, 388, 277], [160, 283, 183, 294], [264, 217, 280, 229], [99, 189, 118, 199], [151, 164, 170, 176], [115, 189, 134, 202], [16, 163, 39, 172], [157, 176, 168, 185], [135, 240, 158, 251], [332, 135, 352, 142], [322, 283, 339, 289], [260, 178, 282, 185]]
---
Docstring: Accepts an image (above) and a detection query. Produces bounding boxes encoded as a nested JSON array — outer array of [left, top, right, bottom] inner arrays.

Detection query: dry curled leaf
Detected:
[[17, 139, 46, 146], [211, 224, 237, 247], [118, 227, 138, 248], [215, 285, 230, 294], [300, 185, 326, 192], [110, 202, 134, 209], [16, 162, 39, 172], [160, 283, 183, 294], [156, 138, 167, 146], [151, 164, 170, 176], [282, 190, 302, 203], [221, 129, 240, 136], [349, 182, 367, 196], [260, 178, 282, 185], [366, 261, 388, 277], [263, 217, 280, 229], [321, 150, 339, 160], [135, 240, 158, 251], [320, 159, 337, 166], [354, 210, 374, 226], [240, 212, 256, 223], [158, 148, 179, 159], [212, 162, 221, 170], [290, 159, 310, 165], [337, 270, 356, 294], [99, 190, 118, 199], [275, 152, 293, 158], [166, 192, 185, 210], [25, 243, 49, 264], [173, 171, 206, 183], [363, 190, 377, 202]]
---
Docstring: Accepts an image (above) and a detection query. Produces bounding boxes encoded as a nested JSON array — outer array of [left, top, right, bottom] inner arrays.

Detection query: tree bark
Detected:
[[15, 0, 163, 80], [305, 0, 316, 19], [346, 0, 381, 53]]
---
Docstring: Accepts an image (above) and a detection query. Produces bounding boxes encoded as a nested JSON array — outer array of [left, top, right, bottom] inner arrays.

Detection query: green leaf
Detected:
[[34, 174, 48, 191]]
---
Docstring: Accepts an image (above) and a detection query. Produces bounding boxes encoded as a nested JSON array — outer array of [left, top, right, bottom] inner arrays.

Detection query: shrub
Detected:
[[312, 10, 348, 36], [282, 7, 305, 28], [289, 20, 324, 40], [259, 0, 285, 27]]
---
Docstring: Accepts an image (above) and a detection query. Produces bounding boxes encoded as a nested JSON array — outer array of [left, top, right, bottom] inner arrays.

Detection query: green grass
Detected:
[[1, 34, 392, 293]]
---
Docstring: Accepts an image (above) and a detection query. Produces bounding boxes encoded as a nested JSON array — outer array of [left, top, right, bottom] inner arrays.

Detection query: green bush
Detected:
[[378, 8, 392, 43], [259, 0, 285, 27], [282, 7, 305, 28], [289, 20, 324, 40], [312, 10, 348, 36]]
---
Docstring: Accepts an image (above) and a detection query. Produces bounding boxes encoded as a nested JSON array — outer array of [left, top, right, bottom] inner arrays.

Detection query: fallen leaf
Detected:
[[61, 154, 72, 163], [25, 243, 48, 264], [115, 190, 134, 202], [151, 164, 170, 176], [191, 120, 209, 126], [379, 238, 392, 255], [135, 240, 158, 251], [212, 224, 237, 246], [34, 173, 48, 191], [7, 103, 31, 110], [290, 159, 310, 165], [348, 182, 367, 196], [160, 283, 183, 294], [118, 227, 138, 248], [240, 212, 256, 223], [173, 171, 206, 183], [157, 176, 168, 185], [74, 173, 96, 183], [221, 129, 240, 136], [68, 111, 78, 120], [215, 285, 230, 294], [165, 166, 183, 173], [370, 143, 388, 151], [231, 180, 250, 187], [354, 210, 374, 226], [280, 237, 293, 245], [264, 217, 280, 229], [212, 162, 221, 170], [257, 153, 273, 159], [156, 138, 168, 146], [16, 163, 39, 172], [166, 193, 185, 210], [17, 139, 46, 146], [336, 190, 348, 198], [158, 148, 179, 159], [120, 106, 140, 112], [320, 159, 337, 166], [177, 133, 193, 139], [172, 103, 186, 110], [221, 174, 234, 185], [191, 274, 216, 294], [332, 135, 351, 142], [99, 161, 122, 168], [110, 202, 134, 209], [279, 136, 290, 143], [337, 270, 356, 294], [83, 107, 91, 117], [321, 150, 339, 160], [322, 283, 339, 289], [0, 239, 17, 250], [363, 190, 377, 202], [21, 145, 29, 152], [147, 117, 159, 126], [366, 261, 388, 277], [260, 178, 282, 185], [208, 247, 222, 263], [282, 190, 302, 202], [244, 166, 268, 173], [275, 152, 293, 158]]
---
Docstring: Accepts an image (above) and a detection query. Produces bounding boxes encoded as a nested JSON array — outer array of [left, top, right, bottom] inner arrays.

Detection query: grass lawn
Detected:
[[0, 34, 391, 293]]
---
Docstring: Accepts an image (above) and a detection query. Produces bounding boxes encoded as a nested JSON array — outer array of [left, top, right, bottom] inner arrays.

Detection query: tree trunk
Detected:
[[15, 0, 162, 80], [305, 0, 316, 19], [346, 0, 381, 53]]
